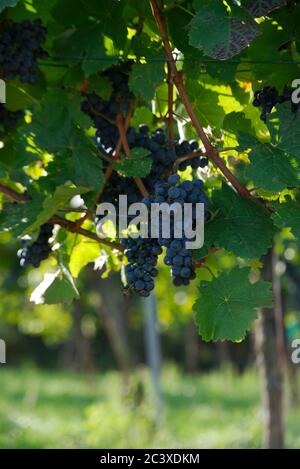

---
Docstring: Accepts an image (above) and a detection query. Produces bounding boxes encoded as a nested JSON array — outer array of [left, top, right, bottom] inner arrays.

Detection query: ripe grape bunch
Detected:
[[18, 223, 54, 268], [0, 104, 24, 130], [122, 237, 161, 297], [253, 85, 300, 121], [0, 18, 48, 84], [81, 61, 210, 296], [155, 173, 208, 287], [122, 173, 209, 296]]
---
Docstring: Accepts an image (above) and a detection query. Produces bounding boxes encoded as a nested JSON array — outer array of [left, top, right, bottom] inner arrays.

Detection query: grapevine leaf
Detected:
[[245, 0, 286, 17], [193, 267, 274, 341], [22, 185, 90, 235], [185, 80, 225, 128], [244, 142, 299, 191], [113, 148, 152, 178], [0, 198, 43, 236], [129, 62, 165, 101], [268, 102, 300, 164], [0, 0, 19, 12], [271, 201, 300, 238], [54, 23, 116, 75], [188, 1, 260, 60], [202, 184, 274, 259], [69, 237, 102, 278], [71, 148, 104, 192], [31, 267, 79, 305], [87, 75, 112, 100]]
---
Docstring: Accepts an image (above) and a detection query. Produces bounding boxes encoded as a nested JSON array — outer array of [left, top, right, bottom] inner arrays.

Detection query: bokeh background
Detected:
[[0, 232, 299, 449]]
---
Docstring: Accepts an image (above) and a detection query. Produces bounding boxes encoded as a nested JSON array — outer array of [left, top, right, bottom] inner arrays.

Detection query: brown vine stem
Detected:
[[167, 62, 175, 144], [149, 0, 259, 204], [116, 112, 149, 198], [0, 183, 124, 252], [173, 150, 205, 172], [0, 183, 27, 202], [75, 104, 135, 229]]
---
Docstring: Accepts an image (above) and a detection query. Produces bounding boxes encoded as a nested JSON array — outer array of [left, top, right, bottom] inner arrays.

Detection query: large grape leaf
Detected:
[[193, 267, 273, 341], [244, 142, 299, 192], [185, 80, 225, 128], [201, 184, 275, 259], [245, 0, 286, 17], [54, 23, 117, 75], [188, 1, 260, 60], [0, 0, 19, 12], [268, 103, 300, 164], [271, 201, 300, 238], [113, 148, 152, 178], [70, 148, 104, 192], [129, 62, 165, 101]]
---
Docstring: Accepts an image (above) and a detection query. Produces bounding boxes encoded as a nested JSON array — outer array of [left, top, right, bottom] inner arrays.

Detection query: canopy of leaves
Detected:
[[0, 0, 298, 342]]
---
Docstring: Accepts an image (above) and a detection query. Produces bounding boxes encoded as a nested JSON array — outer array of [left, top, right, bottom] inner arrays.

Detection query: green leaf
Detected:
[[245, 0, 286, 17], [71, 148, 104, 192], [54, 23, 117, 76], [131, 106, 153, 128], [31, 267, 79, 305], [113, 148, 152, 178], [87, 75, 112, 100], [185, 80, 225, 128], [0, 0, 19, 12], [22, 185, 90, 234], [69, 238, 102, 278], [244, 142, 299, 192], [268, 103, 300, 164], [193, 267, 273, 341], [129, 62, 165, 101], [188, 1, 260, 60], [27, 89, 76, 151], [201, 184, 274, 259], [0, 198, 43, 236], [271, 201, 300, 238]]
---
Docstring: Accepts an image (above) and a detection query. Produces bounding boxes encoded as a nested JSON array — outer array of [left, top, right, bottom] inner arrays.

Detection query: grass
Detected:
[[0, 365, 299, 448]]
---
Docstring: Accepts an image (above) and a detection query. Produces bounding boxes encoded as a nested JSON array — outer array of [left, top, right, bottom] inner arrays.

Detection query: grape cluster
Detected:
[[81, 62, 133, 152], [81, 62, 210, 295], [0, 18, 48, 84], [155, 173, 208, 286], [122, 237, 161, 297], [253, 85, 300, 121], [122, 173, 208, 294], [0, 104, 24, 130], [18, 223, 53, 268], [175, 139, 208, 171]]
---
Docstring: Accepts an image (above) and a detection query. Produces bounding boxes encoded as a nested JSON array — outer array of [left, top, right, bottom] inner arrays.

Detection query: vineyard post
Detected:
[[255, 248, 285, 449]]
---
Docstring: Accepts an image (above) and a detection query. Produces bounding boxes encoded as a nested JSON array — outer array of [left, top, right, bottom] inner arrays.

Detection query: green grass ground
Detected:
[[0, 365, 299, 448]]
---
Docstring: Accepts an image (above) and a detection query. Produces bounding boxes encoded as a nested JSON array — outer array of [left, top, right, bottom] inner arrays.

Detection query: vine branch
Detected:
[[116, 112, 149, 198], [150, 0, 259, 203], [0, 183, 124, 252]]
